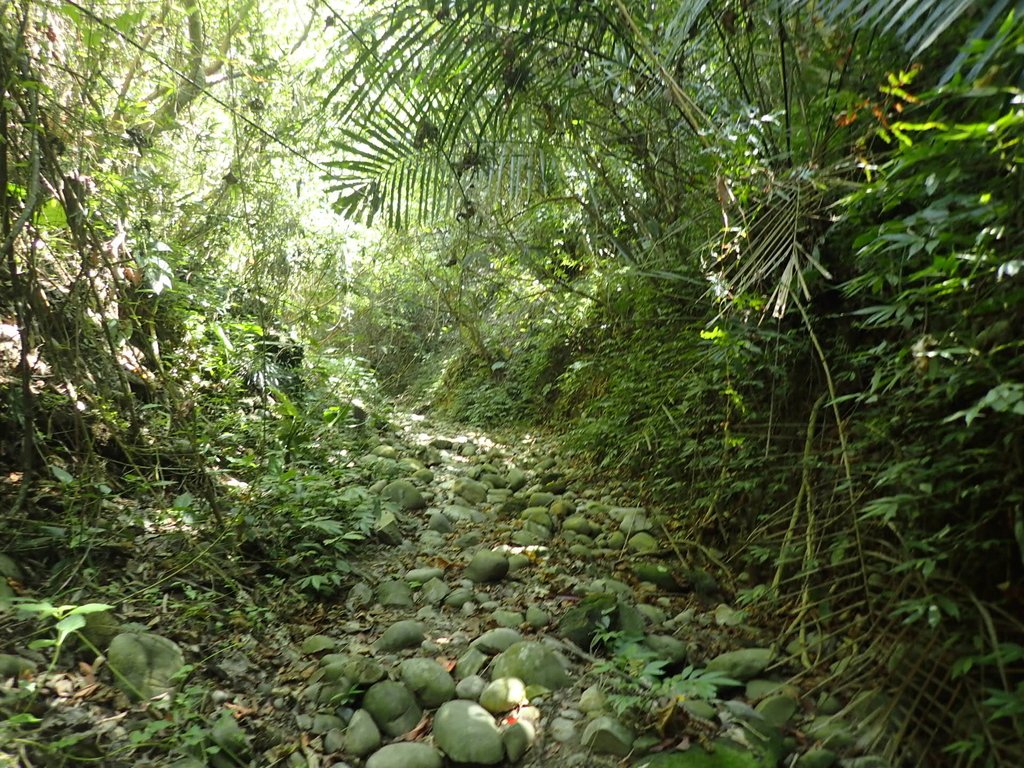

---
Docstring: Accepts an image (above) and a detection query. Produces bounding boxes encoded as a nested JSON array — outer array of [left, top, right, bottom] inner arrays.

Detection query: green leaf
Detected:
[[112, 10, 146, 34], [56, 613, 86, 645], [13, 599, 58, 617], [68, 603, 115, 616], [51, 466, 74, 484], [5, 713, 42, 724], [36, 198, 67, 229]]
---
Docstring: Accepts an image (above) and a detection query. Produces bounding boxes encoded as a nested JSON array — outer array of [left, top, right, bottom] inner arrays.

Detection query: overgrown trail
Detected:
[[3, 414, 891, 767]]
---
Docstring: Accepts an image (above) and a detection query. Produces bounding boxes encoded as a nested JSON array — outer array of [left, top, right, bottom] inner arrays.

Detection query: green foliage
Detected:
[[12, 600, 114, 652], [222, 421, 376, 594], [433, 332, 571, 426], [787, 0, 1020, 80], [322, 6, 1024, 763], [835, 75, 1024, 596], [593, 631, 738, 721]]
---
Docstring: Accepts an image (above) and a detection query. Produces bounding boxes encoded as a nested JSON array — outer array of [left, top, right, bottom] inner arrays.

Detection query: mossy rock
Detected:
[[632, 739, 773, 767], [491, 641, 570, 690], [78, 609, 122, 651], [557, 592, 643, 648], [107, 631, 185, 702], [634, 563, 681, 590]]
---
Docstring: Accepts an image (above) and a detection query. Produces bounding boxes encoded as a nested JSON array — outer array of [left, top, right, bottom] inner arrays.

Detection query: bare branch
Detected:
[[139, 0, 257, 135]]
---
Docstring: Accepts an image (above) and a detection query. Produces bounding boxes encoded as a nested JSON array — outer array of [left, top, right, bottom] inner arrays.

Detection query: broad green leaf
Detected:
[[36, 198, 67, 229], [6, 713, 42, 724], [56, 613, 86, 645], [68, 603, 114, 616]]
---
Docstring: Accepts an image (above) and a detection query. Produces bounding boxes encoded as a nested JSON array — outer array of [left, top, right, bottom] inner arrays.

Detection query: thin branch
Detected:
[[2, 12, 44, 512], [609, 0, 710, 145], [59, 0, 328, 172]]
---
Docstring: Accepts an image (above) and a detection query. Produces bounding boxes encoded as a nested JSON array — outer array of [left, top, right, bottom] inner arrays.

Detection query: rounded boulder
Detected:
[[433, 699, 505, 765]]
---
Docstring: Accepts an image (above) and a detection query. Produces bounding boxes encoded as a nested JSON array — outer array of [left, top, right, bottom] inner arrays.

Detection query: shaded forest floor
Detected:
[[2, 414, 905, 767]]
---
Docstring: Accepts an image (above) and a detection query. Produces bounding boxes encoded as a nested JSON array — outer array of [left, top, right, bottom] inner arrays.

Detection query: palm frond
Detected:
[[720, 170, 832, 317], [319, 1, 672, 227], [789, 0, 1024, 81]]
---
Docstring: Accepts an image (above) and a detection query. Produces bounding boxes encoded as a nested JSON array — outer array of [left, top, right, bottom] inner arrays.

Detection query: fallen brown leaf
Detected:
[[402, 712, 432, 741], [72, 683, 100, 700], [226, 702, 257, 718]]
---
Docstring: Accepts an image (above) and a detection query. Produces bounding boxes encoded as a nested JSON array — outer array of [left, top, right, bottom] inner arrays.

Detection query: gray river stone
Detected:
[[581, 715, 634, 756], [301, 635, 337, 655], [561, 515, 599, 536], [420, 577, 451, 604], [481, 472, 507, 488], [492, 609, 525, 628], [344, 709, 382, 757], [634, 563, 680, 590], [521, 507, 554, 529], [427, 512, 453, 532], [453, 478, 488, 504], [755, 692, 800, 727], [525, 606, 549, 628], [342, 656, 385, 685], [550, 498, 576, 517], [382, 480, 426, 510], [362, 681, 422, 737], [79, 609, 121, 650], [511, 526, 549, 546], [465, 550, 509, 582], [372, 444, 398, 459], [406, 567, 444, 583], [444, 504, 476, 523], [365, 742, 443, 768], [399, 658, 456, 707], [433, 699, 505, 765], [473, 627, 524, 654], [706, 647, 773, 681], [618, 509, 652, 533], [347, 581, 374, 608], [479, 676, 527, 713], [456, 674, 487, 700], [107, 631, 185, 702], [503, 718, 536, 762], [645, 634, 688, 664], [627, 532, 659, 553], [374, 620, 426, 651], [528, 492, 556, 508], [377, 580, 414, 607], [492, 641, 569, 690], [444, 587, 476, 609], [456, 647, 489, 679], [506, 468, 528, 491]]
